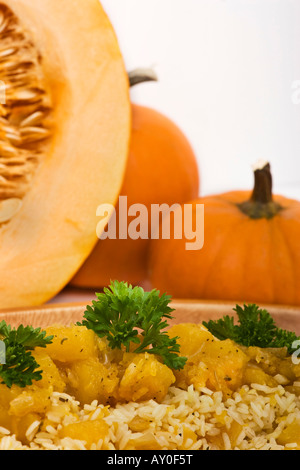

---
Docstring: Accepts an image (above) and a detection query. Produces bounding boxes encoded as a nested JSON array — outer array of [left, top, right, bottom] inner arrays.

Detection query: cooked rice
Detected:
[[1, 381, 300, 450]]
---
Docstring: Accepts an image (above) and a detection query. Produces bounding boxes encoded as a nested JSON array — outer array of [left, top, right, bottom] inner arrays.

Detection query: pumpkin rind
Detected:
[[0, 0, 131, 308]]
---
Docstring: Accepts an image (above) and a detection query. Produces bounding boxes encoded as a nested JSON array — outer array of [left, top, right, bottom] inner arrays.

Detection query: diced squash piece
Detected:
[[0, 384, 20, 409], [67, 357, 119, 405], [125, 432, 163, 451], [243, 365, 278, 387], [0, 404, 13, 433], [226, 420, 244, 449], [169, 323, 249, 395], [59, 419, 109, 449], [168, 323, 214, 358], [44, 324, 98, 363], [32, 350, 66, 391], [277, 421, 300, 447], [208, 421, 244, 450], [118, 352, 175, 402], [246, 346, 295, 381], [9, 385, 52, 417], [129, 416, 153, 433], [178, 425, 198, 450], [125, 424, 197, 450], [11, 412, 41, 444]]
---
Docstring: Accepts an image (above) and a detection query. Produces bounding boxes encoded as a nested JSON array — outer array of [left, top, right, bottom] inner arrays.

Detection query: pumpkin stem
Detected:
[[251, 161, 273, 204], [238, 161, 282, 219], [128, 68, 158, 88]]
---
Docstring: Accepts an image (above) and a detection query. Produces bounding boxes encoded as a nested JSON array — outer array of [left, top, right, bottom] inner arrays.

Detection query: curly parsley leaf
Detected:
[[0, 321, 53, 388], [203, 303, 300, 354], [78, 280, 187, 370]]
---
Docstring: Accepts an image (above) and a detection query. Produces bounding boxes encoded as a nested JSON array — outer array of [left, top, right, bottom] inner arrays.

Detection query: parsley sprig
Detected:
[[0, 322, 53, 388], [203, 304, 300, 354], [78, 280, 187, 370]]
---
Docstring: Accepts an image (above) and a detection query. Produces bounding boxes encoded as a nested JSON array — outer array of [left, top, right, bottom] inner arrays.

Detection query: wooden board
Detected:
[[1, 299, 300, 334]]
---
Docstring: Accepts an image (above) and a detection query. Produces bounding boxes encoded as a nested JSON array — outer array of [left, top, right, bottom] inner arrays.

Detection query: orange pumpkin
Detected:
[[148, 162, 300, 306], [71, 72, 200, 288]]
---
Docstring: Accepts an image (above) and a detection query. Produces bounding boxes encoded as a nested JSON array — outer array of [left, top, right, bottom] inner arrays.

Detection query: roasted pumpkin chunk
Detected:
[[44, 325, 98, 363], [59, 419, 109, 449], [118, 352, 175, 402], [169, 324, 249, 395], [66, 357, 119, 405]]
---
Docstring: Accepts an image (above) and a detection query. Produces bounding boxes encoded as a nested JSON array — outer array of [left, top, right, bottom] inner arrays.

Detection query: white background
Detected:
[[101, 0, 300, 200]]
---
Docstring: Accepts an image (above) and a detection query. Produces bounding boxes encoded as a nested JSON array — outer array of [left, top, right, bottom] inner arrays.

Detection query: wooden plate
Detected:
[[0, 299, 300, 335]]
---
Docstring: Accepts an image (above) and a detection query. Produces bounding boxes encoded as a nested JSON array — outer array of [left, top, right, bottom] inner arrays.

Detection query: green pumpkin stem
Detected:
[[238, 162, 282, 219]]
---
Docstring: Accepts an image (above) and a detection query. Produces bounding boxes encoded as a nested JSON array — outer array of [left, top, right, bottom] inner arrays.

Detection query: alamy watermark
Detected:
[[96, 196, 204, 251]]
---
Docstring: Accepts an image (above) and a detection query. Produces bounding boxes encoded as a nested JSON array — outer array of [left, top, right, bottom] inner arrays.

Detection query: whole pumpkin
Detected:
[[71, 73, 200, 288], [148, 162, 300, 306]]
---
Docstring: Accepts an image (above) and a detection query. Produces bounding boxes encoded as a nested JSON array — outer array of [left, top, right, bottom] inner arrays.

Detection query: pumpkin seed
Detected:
[[20, 126, 51, 143], [0, 46, 16, 59], [0, 197, 22, 223], [21, 111, 44, 128]]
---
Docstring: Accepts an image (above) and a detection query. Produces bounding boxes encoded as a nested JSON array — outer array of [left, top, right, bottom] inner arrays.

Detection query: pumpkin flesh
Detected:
[[0, 0, 131, 308]]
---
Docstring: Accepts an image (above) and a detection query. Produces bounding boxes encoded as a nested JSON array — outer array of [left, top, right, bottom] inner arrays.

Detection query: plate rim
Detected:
[[0, 299, 300, 334]]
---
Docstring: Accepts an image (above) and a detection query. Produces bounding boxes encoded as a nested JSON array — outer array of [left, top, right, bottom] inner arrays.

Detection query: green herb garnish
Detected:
[[78, 280, 187, 370], [203, 303, 300, 354], [0, 322, 53, 388]]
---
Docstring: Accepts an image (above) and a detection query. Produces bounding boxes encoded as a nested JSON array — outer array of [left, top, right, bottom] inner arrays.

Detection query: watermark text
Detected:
[[96, 196, 204, 251]]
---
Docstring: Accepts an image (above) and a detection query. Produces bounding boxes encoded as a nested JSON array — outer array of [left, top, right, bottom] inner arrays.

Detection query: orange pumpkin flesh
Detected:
[[71, 102, 200, 288], [148, 163, 300, 306], [0, 0, 131, 308]]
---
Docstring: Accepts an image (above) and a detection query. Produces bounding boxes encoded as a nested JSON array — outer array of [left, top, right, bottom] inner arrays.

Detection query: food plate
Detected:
[[1, 299, 300, 334], [1, 297, 300, 451]]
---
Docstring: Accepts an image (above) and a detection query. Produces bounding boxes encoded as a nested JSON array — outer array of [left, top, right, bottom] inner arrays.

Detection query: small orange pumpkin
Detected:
[[148, 162, 300, 306], [71, 71, 200, 288]]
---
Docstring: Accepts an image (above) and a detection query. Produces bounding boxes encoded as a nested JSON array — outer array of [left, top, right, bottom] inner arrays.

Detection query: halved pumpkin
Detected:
[[0, 0, 131, 308]]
